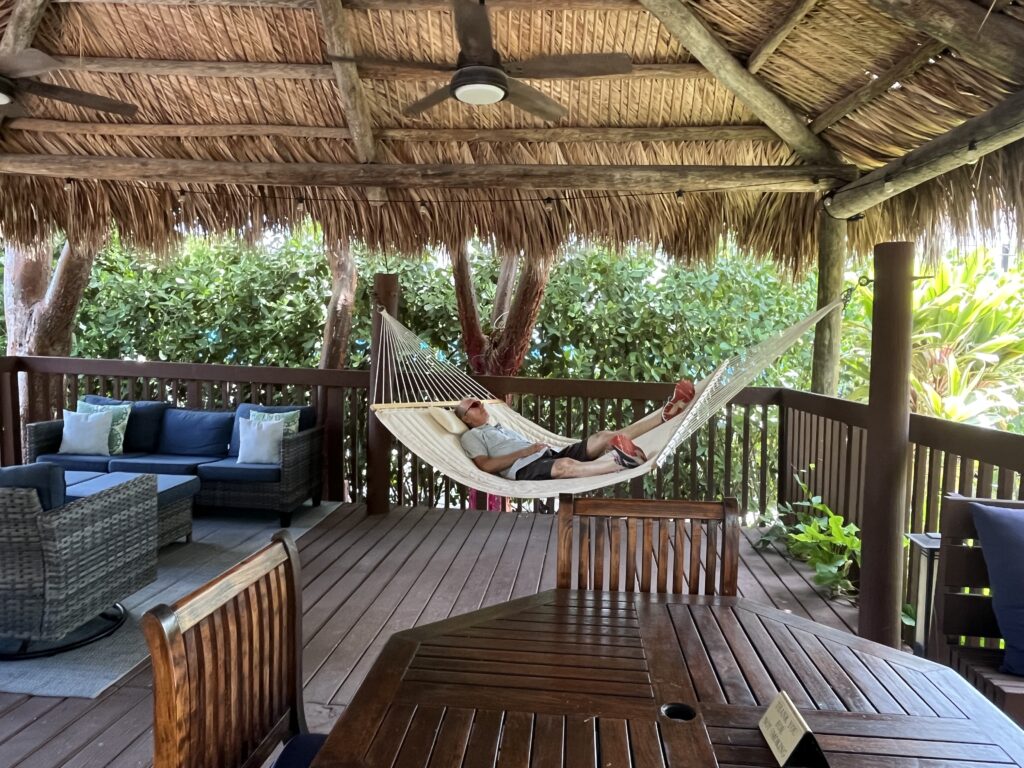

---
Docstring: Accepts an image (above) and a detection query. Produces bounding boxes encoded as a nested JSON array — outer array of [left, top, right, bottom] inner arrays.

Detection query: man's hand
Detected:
[[523, 443, 548, 456]]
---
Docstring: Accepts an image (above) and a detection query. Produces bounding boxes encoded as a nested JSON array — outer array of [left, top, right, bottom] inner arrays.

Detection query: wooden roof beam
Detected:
[[810, 40, 945, 133], [637, 0, 840, 164], [5, 118, 780, 142], [314, 0, 382, 202], [865, 0, 1024, 81], [51, 0, 642, 8], [49, 56, 710, 81], [747, 0, 819, 75], [0, 154, 857, 191], [0, 0, 50, 54], [824, 86, 1024, 219]]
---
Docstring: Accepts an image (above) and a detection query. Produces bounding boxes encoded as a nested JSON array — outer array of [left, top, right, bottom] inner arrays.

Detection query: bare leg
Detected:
[[549, 455, 624, 478]]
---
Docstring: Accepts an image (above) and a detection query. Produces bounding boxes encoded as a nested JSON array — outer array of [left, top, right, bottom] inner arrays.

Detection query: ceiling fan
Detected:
[[331, 0, 633, 122], [0, 48, 138, 117]]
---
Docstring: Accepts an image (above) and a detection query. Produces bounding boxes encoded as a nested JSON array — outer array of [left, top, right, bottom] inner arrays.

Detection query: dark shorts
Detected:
[[515, 440, 592, 481]]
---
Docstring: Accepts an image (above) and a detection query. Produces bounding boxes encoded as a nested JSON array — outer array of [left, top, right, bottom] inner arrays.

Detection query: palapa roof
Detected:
[[0, 0, 1021, 267]]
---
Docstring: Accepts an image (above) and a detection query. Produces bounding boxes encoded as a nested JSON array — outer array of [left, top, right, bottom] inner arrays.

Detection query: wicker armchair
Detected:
[[0, 474, 158, 659]]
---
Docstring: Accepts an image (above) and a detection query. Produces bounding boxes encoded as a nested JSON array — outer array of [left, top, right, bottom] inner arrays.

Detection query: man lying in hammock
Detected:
[[454, 380, 696, 481]]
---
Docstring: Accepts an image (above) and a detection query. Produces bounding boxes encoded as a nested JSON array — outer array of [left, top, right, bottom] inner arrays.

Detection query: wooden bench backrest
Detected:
[[557, 496, 741, 595], [142, 531, 306, 768], [934, 495, 1024, 656]]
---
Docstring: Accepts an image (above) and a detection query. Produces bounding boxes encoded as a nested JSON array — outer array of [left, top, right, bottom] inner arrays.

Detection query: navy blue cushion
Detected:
[[0, 462, 65, 510], [66, 471, 201, 506], [272, 733, 326, 768], [970, 502, 1024, 676], [64, 470, 104, 487], [229, 404, 316, 457], [197, 458, 282, 483], [36, 453, 113, 473], [108, 454, 220, 475], [158, 409, 234, 457], [83, 396, 170, 453]]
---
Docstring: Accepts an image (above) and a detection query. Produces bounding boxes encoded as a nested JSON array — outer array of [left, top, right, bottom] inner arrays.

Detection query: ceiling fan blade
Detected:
[[505, 79, 567, 122], [0, 102, 28, 118], [505, 53, 633, 79], [451, 0, 496, 64], [0, 48, 60, 79], [15, 79, 138, 116], [402, 85, 453, 116]]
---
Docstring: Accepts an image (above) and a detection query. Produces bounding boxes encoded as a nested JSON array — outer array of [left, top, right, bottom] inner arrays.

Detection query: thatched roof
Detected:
[[0, 0, 1021, 267]]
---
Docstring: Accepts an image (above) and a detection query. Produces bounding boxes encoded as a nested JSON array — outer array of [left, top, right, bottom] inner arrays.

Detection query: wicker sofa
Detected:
[[0, 470, 157, 658], [27, 400, 324, 528]]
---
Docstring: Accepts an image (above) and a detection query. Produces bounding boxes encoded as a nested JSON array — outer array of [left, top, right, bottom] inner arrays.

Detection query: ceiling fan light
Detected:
[[0, 90, 12, 106], [453, 82, 506, 105]]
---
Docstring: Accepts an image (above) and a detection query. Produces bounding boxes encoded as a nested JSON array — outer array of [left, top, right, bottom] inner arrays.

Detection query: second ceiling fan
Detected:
[[333, 0, 633, 122]]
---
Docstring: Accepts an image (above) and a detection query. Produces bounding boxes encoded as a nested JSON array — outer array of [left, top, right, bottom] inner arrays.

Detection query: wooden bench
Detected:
[[556, 495, 740, 595], [931, 494, 1024, 727]]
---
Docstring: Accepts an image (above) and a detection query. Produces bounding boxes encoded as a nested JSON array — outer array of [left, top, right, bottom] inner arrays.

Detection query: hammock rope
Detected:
[[371, 299, 844, 499]]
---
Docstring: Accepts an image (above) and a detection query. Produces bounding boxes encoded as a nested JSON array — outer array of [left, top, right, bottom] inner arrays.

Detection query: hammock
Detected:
[[371, 299, 842, 499]]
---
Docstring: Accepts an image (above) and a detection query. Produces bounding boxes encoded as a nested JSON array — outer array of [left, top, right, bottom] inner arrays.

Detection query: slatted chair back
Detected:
[[142, 531, 307, 768], [931, 495, 1024, 664], [557, 496, 741, 595]]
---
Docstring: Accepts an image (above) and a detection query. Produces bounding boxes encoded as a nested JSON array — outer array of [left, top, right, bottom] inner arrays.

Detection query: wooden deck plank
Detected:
[[0, 503, 861, 768]]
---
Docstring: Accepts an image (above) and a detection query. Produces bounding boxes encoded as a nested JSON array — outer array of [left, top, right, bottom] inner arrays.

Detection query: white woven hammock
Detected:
[[372, 300, 842, 499]]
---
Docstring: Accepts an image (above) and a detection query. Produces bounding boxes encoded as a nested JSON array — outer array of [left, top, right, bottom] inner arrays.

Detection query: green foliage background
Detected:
[[65, 231, 819, 390]]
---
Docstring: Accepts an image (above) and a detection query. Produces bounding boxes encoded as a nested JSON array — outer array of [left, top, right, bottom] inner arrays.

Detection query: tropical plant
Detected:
[[841, 249, 1024, 430]]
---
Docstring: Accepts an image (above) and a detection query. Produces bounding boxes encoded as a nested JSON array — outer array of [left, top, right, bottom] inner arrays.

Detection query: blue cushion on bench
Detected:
[[36, 453, 114, 473], [970, 502, 1024, 676], [108, 454, 220, 475], [229, 404, 316, 457], [66, 471, 200, 506], [64, 470, 104, 487], [272, 733, 326, 768], [158, 409, 234, 457], [197, 458, 282, 483], [0, 462, 65, 510], [83, 396, 170, 453]]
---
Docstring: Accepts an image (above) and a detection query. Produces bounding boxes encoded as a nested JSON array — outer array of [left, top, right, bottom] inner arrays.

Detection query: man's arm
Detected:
[[472, 444, 546, 475]]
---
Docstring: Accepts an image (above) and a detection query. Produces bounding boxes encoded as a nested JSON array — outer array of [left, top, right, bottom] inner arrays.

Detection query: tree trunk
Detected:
[[4, 240, 97, 427], [319, 241, 358, 369], [451, 242, 554, 376]]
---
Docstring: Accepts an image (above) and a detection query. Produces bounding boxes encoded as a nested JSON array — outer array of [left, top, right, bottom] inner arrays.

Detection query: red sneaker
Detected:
[[662, 379, 696, 421], [609, 434, 647, 465]]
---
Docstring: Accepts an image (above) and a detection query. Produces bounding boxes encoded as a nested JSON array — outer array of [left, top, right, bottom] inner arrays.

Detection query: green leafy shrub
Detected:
[[842, 249, 1024, 430]]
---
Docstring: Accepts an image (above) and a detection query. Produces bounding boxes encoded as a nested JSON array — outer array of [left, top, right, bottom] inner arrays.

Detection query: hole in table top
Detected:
[[660, 703, 697, 721]]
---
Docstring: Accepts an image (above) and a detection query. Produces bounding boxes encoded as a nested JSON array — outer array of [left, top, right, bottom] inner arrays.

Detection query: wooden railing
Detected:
[[5, 354, 1024, 641]]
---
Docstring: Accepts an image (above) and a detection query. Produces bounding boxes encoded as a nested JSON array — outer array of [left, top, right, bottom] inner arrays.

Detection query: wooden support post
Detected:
[[859, 241, 914, 648], [367, 273, 399, 516], [811, 210, 847, 395]]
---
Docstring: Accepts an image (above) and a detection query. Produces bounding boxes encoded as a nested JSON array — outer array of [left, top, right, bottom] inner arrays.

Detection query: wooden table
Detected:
[[312, 590, 1024, 767]]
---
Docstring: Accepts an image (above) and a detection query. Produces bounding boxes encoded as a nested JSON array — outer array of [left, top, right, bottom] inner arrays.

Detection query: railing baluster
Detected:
[[724, 404, 733, 499]]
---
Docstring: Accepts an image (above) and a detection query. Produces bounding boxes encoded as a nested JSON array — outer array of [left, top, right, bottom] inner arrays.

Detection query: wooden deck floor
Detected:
[[0, 503, 857, 768]]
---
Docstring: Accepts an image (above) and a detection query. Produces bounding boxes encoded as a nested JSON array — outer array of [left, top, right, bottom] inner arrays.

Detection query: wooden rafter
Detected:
[[5, 118, 780, 143], [0, 154, 857, 191], [810, 40, 945, 134], [0, 0, 50, 54], [747, 0, 819, 75], [637, 0, 839, 164], [315, 0, 375, 165], [49, 56, 710, 82], [865, 0, 1024, 81], [824, 86, 1024, 219]]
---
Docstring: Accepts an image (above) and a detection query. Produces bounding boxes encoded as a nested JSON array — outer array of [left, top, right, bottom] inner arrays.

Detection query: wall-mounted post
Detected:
[[367, 273, 399, 516], [859, 241, 914, 647]]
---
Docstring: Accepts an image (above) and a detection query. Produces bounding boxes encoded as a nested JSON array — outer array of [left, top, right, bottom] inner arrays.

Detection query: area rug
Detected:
[[0, 503, 337, 699]]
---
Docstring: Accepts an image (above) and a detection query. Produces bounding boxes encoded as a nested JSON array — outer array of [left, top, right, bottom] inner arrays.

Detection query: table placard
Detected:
[[758, 691, 829, 767]]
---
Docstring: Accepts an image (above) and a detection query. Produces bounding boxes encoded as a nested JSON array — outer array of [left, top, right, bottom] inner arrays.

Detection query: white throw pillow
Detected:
[[237, 417, 285, 464], [428, 407, 468, 435], [59, 409, 114, 456]]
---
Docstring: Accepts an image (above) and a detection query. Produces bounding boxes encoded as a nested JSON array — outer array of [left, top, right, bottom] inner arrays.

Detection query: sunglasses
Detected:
[[457, 400, 482, 418]]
